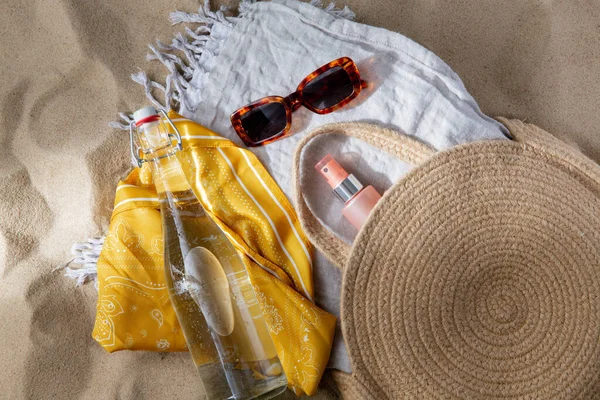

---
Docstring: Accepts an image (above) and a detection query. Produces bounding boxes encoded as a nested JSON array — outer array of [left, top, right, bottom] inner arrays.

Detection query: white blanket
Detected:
[[118, 0, 508, 372]]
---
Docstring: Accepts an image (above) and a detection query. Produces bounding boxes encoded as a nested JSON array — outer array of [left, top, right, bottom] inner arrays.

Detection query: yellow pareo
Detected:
[[93, 111, 336, 396]]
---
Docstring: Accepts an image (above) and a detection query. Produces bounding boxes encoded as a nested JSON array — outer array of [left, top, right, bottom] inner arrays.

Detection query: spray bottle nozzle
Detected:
[[315, 154, 350, 189]]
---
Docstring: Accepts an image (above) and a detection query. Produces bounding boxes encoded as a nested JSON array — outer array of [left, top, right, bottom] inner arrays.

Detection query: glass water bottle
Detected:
[[130, 107, 287, 400]]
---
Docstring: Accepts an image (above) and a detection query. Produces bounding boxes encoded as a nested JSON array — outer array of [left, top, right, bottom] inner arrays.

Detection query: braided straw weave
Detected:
[[296, 119, 600, 399]]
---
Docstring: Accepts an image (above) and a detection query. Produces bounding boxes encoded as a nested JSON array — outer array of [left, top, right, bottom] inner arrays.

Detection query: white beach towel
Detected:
[[104, 0, 509, 373]]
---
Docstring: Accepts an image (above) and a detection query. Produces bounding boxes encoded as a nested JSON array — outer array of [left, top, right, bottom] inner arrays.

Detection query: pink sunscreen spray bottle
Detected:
[[315, 154, 382, 230]]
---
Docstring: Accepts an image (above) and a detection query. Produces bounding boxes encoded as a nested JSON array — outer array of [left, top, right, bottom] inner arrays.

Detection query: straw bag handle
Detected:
[[293, 122, 436, 268], [498, 117, 600, 185]]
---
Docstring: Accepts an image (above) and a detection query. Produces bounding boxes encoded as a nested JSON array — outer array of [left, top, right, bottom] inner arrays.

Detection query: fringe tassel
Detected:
[[109, 0, 355, 131], [108, 112, 134, 131], [131, 71, 167, 110], [238, 0, 257, 16], [57, 237, 104, 287], [309, 0, 356, 19]]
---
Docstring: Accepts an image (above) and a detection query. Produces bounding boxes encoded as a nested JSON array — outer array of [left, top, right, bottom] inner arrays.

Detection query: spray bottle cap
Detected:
[[315, 154, 349, 189], [315, 154, 363, 203]]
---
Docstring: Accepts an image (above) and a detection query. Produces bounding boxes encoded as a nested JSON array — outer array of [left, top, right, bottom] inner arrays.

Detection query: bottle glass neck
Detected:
[[137, 119, 178, 157], [136, 120, 188, 195], [148, 152, 193, 196]]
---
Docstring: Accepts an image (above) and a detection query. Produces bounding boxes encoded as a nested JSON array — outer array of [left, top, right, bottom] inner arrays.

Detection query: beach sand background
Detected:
[[1, 0, 599, 398]]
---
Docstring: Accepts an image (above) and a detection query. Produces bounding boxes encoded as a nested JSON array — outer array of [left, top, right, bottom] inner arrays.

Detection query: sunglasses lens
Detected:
[[302, 66, 355, 110], [240, 101, 287, 143]]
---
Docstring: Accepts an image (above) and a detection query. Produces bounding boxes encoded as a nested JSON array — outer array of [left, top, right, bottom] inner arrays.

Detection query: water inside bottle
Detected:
[[161, 189, 287, 400]]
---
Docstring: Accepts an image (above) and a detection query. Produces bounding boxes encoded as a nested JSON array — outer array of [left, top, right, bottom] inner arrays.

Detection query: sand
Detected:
[[0, 0, 599, 398]]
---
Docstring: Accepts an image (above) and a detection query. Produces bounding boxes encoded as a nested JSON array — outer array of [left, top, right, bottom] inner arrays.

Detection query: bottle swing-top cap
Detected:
[[133, 106, 160, 126], [128, 107, 183, 167]]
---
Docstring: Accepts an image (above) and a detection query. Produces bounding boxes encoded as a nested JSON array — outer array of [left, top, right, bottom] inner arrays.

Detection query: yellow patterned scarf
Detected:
[[93, 111, 336, 396]]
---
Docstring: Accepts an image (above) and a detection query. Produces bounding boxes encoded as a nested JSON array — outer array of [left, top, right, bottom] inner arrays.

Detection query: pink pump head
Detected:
[[315, 154, 349, 189]]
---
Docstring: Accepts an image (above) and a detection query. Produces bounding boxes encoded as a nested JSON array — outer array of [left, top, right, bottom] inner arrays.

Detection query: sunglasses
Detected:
[[230, 57, 367, 147]]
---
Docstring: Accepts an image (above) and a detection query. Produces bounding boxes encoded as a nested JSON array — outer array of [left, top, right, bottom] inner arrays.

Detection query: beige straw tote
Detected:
[[293, 119, 600, 399]]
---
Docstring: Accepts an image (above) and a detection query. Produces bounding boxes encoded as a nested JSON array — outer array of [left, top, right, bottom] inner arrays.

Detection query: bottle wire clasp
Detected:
[[128, 109, 183, 167]]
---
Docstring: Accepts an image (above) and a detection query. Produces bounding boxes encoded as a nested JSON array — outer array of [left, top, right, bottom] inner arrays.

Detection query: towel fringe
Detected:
[[108, 112, 134, 131], [131, 71, 167, 110], [109, 0, 355, 130], [309, 0, 356, 19], [238, 0, 256, 16], [57, 237, 104, 287]]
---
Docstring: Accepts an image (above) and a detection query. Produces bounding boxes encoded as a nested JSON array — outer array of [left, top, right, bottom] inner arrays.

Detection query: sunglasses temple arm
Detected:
[[360, 80, 368, 89]]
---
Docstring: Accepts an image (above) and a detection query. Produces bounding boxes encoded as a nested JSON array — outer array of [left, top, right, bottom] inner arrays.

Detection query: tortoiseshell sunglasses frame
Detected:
[[230, 57, 367, 147]]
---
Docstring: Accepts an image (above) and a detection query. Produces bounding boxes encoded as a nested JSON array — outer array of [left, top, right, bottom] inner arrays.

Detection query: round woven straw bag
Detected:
[[293, 119, 600, 399]]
